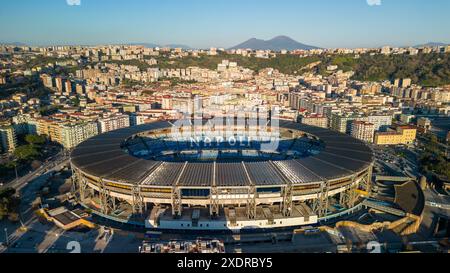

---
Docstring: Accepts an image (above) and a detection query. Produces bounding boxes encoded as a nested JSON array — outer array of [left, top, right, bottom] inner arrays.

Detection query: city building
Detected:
[[402, 78, 412, 88], [75, 83, 85, 95], [12, 114, 38, 135], [400, 114, 415, 124], [417, 117, 432, 132], [55, 77, 64, 93], [61, 122, 99, 150], [430, 90, 450, 103], [381, 46, 391, 55], [64, 80, 73, 95], [37, 119, 63, 144], [351, 121, 375, 143], [298, 114, 328, 128], [330, 113, 366, 134], [0, 126, 17, 154], [374, 126, 417, 145], [393, 78, 412, 88], [368, 114, 393, 131], [40, 74, 53, 89], [98, 114, 130, 133]]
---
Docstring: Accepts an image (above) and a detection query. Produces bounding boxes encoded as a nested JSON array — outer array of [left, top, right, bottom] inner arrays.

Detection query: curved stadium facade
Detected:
[[70, 119, 374, 230]]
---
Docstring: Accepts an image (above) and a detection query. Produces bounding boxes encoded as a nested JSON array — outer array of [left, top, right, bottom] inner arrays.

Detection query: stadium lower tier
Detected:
[[72, 165, 372, 230]]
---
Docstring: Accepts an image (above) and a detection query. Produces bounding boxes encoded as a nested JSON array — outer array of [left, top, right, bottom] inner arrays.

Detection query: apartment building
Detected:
[[367, 114, 393, 131], [12, 114, 38, 135], [37, 118, 63, 144], [351, 121, 375, 143], [374, 126, 417, 145], [98, 114, 130, 133], [298, 114, 328, 129], [61, 122, 99, 149], [55, 77, 64, 93], [330, 113, 367, 134], [40, 74, 54, 89], [0, 126, 17, 154]]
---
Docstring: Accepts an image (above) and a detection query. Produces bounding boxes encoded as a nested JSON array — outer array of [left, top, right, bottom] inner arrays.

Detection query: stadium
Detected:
[[70, 118, 374, 231]]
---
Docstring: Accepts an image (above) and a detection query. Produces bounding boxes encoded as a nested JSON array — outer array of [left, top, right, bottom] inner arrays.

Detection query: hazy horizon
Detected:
[[1, 0, 449, 49]]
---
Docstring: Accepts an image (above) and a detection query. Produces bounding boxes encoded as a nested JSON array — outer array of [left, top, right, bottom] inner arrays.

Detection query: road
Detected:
[[372, 145, 421, 178], [425, 189, 450, 211], [0, 153, 70, 253], [1, 152, 69, 192]]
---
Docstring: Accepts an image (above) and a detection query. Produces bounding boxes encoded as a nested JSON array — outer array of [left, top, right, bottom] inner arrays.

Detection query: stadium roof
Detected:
[[71, 120, 374, 187]]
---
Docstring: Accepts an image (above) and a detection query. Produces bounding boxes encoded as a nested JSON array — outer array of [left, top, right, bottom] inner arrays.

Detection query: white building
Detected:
[[98, 114, 130, 133], [298, 115, 328, 129], [367, 114, 393, 131]]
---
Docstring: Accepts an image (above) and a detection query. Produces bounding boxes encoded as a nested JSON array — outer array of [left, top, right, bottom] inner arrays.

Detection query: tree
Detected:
[[31, 160, 43, 170], [8, 212, 20, 222], [419, 134, 450, 180], [14, 144, 40, 161], [0, 160, 17, 178], [0, 202, 8, 220], [148, 52, 450, 87], [0, 188, 16, 199], [25, 134, 46, 145], [0, 188, 19, 221], [71, 97, 80, 106], [39, 105, 61, 116]]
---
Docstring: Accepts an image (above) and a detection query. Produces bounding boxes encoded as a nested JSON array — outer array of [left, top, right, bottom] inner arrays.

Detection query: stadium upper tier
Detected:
[[70, 119, 374, 187]]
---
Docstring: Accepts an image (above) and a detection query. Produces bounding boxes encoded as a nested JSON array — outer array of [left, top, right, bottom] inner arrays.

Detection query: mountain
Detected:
[[229, 36, 320, 51], [0, 42, 28, 46], [165, 44, 192, 50], [132, 43, 159, 48], [414, 42, 448, 48]]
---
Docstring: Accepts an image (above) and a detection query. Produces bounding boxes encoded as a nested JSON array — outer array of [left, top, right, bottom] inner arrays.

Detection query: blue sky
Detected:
[[0, 0, 449, 48]]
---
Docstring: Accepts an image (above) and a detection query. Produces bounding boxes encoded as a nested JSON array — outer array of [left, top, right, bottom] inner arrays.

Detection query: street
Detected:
[[0, 153, 70, 253]]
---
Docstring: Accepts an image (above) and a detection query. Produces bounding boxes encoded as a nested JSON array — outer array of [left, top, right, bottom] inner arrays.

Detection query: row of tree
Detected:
[[419, 134, 450, 180], [0, 134, 47, 179], [0, 188, 20, 222]]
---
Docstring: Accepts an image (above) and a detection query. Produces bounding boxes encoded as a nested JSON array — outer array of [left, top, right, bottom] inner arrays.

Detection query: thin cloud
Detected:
[[367, 0, 382, 6], [66, 0, 81, 6]]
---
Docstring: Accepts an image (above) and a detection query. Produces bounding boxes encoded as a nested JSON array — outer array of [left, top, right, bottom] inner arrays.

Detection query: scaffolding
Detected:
[[359, 164, 373, 194], [242, 162, 257, 219], [131, 185, 144, 215], [270, 160, 293, 217], [171, 162, 188, 218], [73, 169, 89, 203], [210, 187, 219, 218], [209, 162, 219, 218], [339, 176, 359, 209], [281, 183, 293, 217], [70, 166, 80, 198], [171, 187, 182, 218], [98, 179, 114, 215], [247, 185, 257, 219], [313, 180, 330, 218]]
